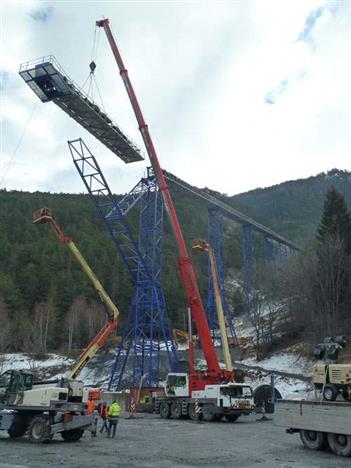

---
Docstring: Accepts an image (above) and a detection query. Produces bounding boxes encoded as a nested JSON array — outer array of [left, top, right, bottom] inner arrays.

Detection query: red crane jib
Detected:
[[97, 18, 232, 387]]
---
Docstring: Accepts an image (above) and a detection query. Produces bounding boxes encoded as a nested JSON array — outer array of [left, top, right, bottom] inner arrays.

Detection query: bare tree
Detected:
[[311, 235, 348, 338], [248, 290, 266, 360]]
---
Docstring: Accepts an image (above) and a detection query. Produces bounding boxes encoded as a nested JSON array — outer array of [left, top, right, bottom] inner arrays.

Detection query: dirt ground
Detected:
[[0, 413, 350, 468]]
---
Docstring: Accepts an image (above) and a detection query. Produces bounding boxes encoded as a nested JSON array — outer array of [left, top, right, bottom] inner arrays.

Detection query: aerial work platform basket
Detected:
[[19, 56, 144, 164]]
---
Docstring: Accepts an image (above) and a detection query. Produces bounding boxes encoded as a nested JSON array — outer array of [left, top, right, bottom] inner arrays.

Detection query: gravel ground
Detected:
[[0, 413, 350, 468]]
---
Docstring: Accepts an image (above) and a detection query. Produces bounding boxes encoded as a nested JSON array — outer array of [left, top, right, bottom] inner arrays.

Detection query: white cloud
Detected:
[[1, 0, 350, 196]]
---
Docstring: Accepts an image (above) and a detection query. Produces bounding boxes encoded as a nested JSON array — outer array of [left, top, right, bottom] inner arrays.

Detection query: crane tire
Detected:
[[299, 430, 326, 450], [159, 401, 171, 419], [202, 404, 216, 422], [188, 404, 201, 421], [170, 402, 182, 419], [28, 416, 52, 444], [327, 433, 351, 457], [323, 384, 338, 402], [225, 414, 240, 422], [61, 428, 84, 442]]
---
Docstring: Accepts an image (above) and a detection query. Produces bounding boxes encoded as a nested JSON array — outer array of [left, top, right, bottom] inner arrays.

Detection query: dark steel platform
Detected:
[[19, 56, 143, 164]]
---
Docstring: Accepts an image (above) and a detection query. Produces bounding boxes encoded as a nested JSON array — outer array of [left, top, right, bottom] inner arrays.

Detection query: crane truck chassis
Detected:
[[0, 370, 93, 443], [154, 373, 255, 422], [274, 399, 351, 457]]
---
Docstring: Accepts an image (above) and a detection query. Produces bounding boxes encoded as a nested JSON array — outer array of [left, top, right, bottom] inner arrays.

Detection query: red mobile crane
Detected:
[[96, 20, 254, 421]]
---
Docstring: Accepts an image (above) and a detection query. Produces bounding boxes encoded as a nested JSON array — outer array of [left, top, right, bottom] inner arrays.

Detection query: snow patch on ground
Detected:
[[0, 353, 74, 374], [241, 352, 311, 377]]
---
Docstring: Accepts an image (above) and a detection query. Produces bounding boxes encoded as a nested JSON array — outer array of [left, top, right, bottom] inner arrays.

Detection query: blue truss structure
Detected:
[[68, 138, 177, 389], [207, 208, 237, 342], [242, 224, 256, 314]]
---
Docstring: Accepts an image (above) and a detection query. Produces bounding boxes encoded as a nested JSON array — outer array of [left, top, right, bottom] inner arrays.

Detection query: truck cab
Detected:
[[193, 382, 254, 410], [0, 370, 33, 405], [165, 373, 189, 397]]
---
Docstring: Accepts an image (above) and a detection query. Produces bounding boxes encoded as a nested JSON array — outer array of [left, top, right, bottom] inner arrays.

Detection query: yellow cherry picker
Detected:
[[33, 207, 119, 380]]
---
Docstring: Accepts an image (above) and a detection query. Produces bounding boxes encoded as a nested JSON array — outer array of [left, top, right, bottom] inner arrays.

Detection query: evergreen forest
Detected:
[[1, 168, 350, 354]]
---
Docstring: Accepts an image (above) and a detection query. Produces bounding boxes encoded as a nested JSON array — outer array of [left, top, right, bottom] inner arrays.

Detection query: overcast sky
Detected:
[[1, 1, 350, 196]]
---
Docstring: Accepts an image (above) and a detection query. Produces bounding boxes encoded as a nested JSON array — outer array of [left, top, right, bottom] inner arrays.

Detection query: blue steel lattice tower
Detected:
[[207, 208, 237, 342], [69, 139, 177, 389], [108, 167, 177, 389]]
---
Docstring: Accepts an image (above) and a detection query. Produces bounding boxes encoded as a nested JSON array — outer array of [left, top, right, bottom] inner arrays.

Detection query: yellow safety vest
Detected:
[[109, 402, 121, 417]]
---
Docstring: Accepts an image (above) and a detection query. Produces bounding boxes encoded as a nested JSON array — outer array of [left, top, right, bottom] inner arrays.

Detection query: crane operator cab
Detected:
[[165, 373, 189, 397], [0, 370, 33, 405]]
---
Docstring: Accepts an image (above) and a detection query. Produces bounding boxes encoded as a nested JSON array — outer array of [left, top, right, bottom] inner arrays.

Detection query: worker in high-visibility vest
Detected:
[[107, 400, 121, 438], [99, 401, 109, 434]]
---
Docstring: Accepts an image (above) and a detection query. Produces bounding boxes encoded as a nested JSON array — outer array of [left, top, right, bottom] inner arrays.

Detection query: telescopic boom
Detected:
[[96, 19, 229, 383]]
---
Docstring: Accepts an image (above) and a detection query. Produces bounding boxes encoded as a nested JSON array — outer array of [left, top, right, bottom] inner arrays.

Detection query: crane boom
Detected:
[[192, 239, 233, 371], [96, 19, 226, 383], [33, 207, 119, 379]]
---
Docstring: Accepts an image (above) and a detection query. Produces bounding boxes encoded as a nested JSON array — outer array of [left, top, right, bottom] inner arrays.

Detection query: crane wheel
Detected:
[[170, 402, 182, 419], [342, 388, 351, 401], [159, 402, 171, 419], [323, 384, 338, 402], [61, 428, 84, 442], [28, 416, 52, 443], [327, 433, 351, 457], [202, 404, 216, 422], [188, 404, 201, 421], [299, 430, 326, 450], [224, 414, 239, 422]]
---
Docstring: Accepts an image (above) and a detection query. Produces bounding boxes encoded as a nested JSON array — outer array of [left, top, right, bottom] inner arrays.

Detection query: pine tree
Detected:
[[317, 186, 351, 254]]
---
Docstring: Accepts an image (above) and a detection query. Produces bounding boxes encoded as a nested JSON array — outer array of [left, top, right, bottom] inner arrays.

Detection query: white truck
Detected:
[[274, 398, 351, 457], [0, 369, 93, 443], [155, 372, 255, 422]]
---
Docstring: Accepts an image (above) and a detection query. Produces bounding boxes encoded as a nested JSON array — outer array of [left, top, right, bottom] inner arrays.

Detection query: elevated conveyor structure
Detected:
[[19, 56, 143, 164]]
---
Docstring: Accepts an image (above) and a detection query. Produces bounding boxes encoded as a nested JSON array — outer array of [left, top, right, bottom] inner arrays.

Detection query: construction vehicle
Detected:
[[96, 18, 254, 421], [274, 398, 351, 457], [0, 208, 123, 443], [313, 364, 351, 402], [311, 336, 351, 401], [33, 207, 119, 380], [0, 369, 93, 442]]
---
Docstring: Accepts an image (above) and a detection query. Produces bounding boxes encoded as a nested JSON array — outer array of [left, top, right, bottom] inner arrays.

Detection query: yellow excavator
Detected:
[[33, 207, 120, 380]]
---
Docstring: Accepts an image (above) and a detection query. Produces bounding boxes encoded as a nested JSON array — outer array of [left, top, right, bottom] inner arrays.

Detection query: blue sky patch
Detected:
[[297, 7, 324, 43], [29, 6, 53, 23]]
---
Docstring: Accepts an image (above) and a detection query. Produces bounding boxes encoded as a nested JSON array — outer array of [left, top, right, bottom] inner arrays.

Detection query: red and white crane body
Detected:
[[96, 18, 232, 393]]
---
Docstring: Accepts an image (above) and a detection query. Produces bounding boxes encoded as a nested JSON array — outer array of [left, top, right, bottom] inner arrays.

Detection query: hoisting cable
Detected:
[[80, 25, 105, 112]]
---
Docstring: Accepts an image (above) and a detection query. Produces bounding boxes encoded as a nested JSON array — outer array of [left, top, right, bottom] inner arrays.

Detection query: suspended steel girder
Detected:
[[19, 56, 143, 164]]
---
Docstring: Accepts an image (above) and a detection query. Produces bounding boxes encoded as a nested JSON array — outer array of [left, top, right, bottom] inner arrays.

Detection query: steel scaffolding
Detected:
[[69, 138, 177, 389]]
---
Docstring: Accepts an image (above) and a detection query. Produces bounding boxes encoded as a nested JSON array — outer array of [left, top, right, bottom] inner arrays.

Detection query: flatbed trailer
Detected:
[[274, 399, 351, 457]]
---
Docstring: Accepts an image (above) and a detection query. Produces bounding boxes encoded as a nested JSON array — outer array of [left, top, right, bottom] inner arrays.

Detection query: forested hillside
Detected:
[[231, 169, 351, 246], [0, 168, 350, 353]]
